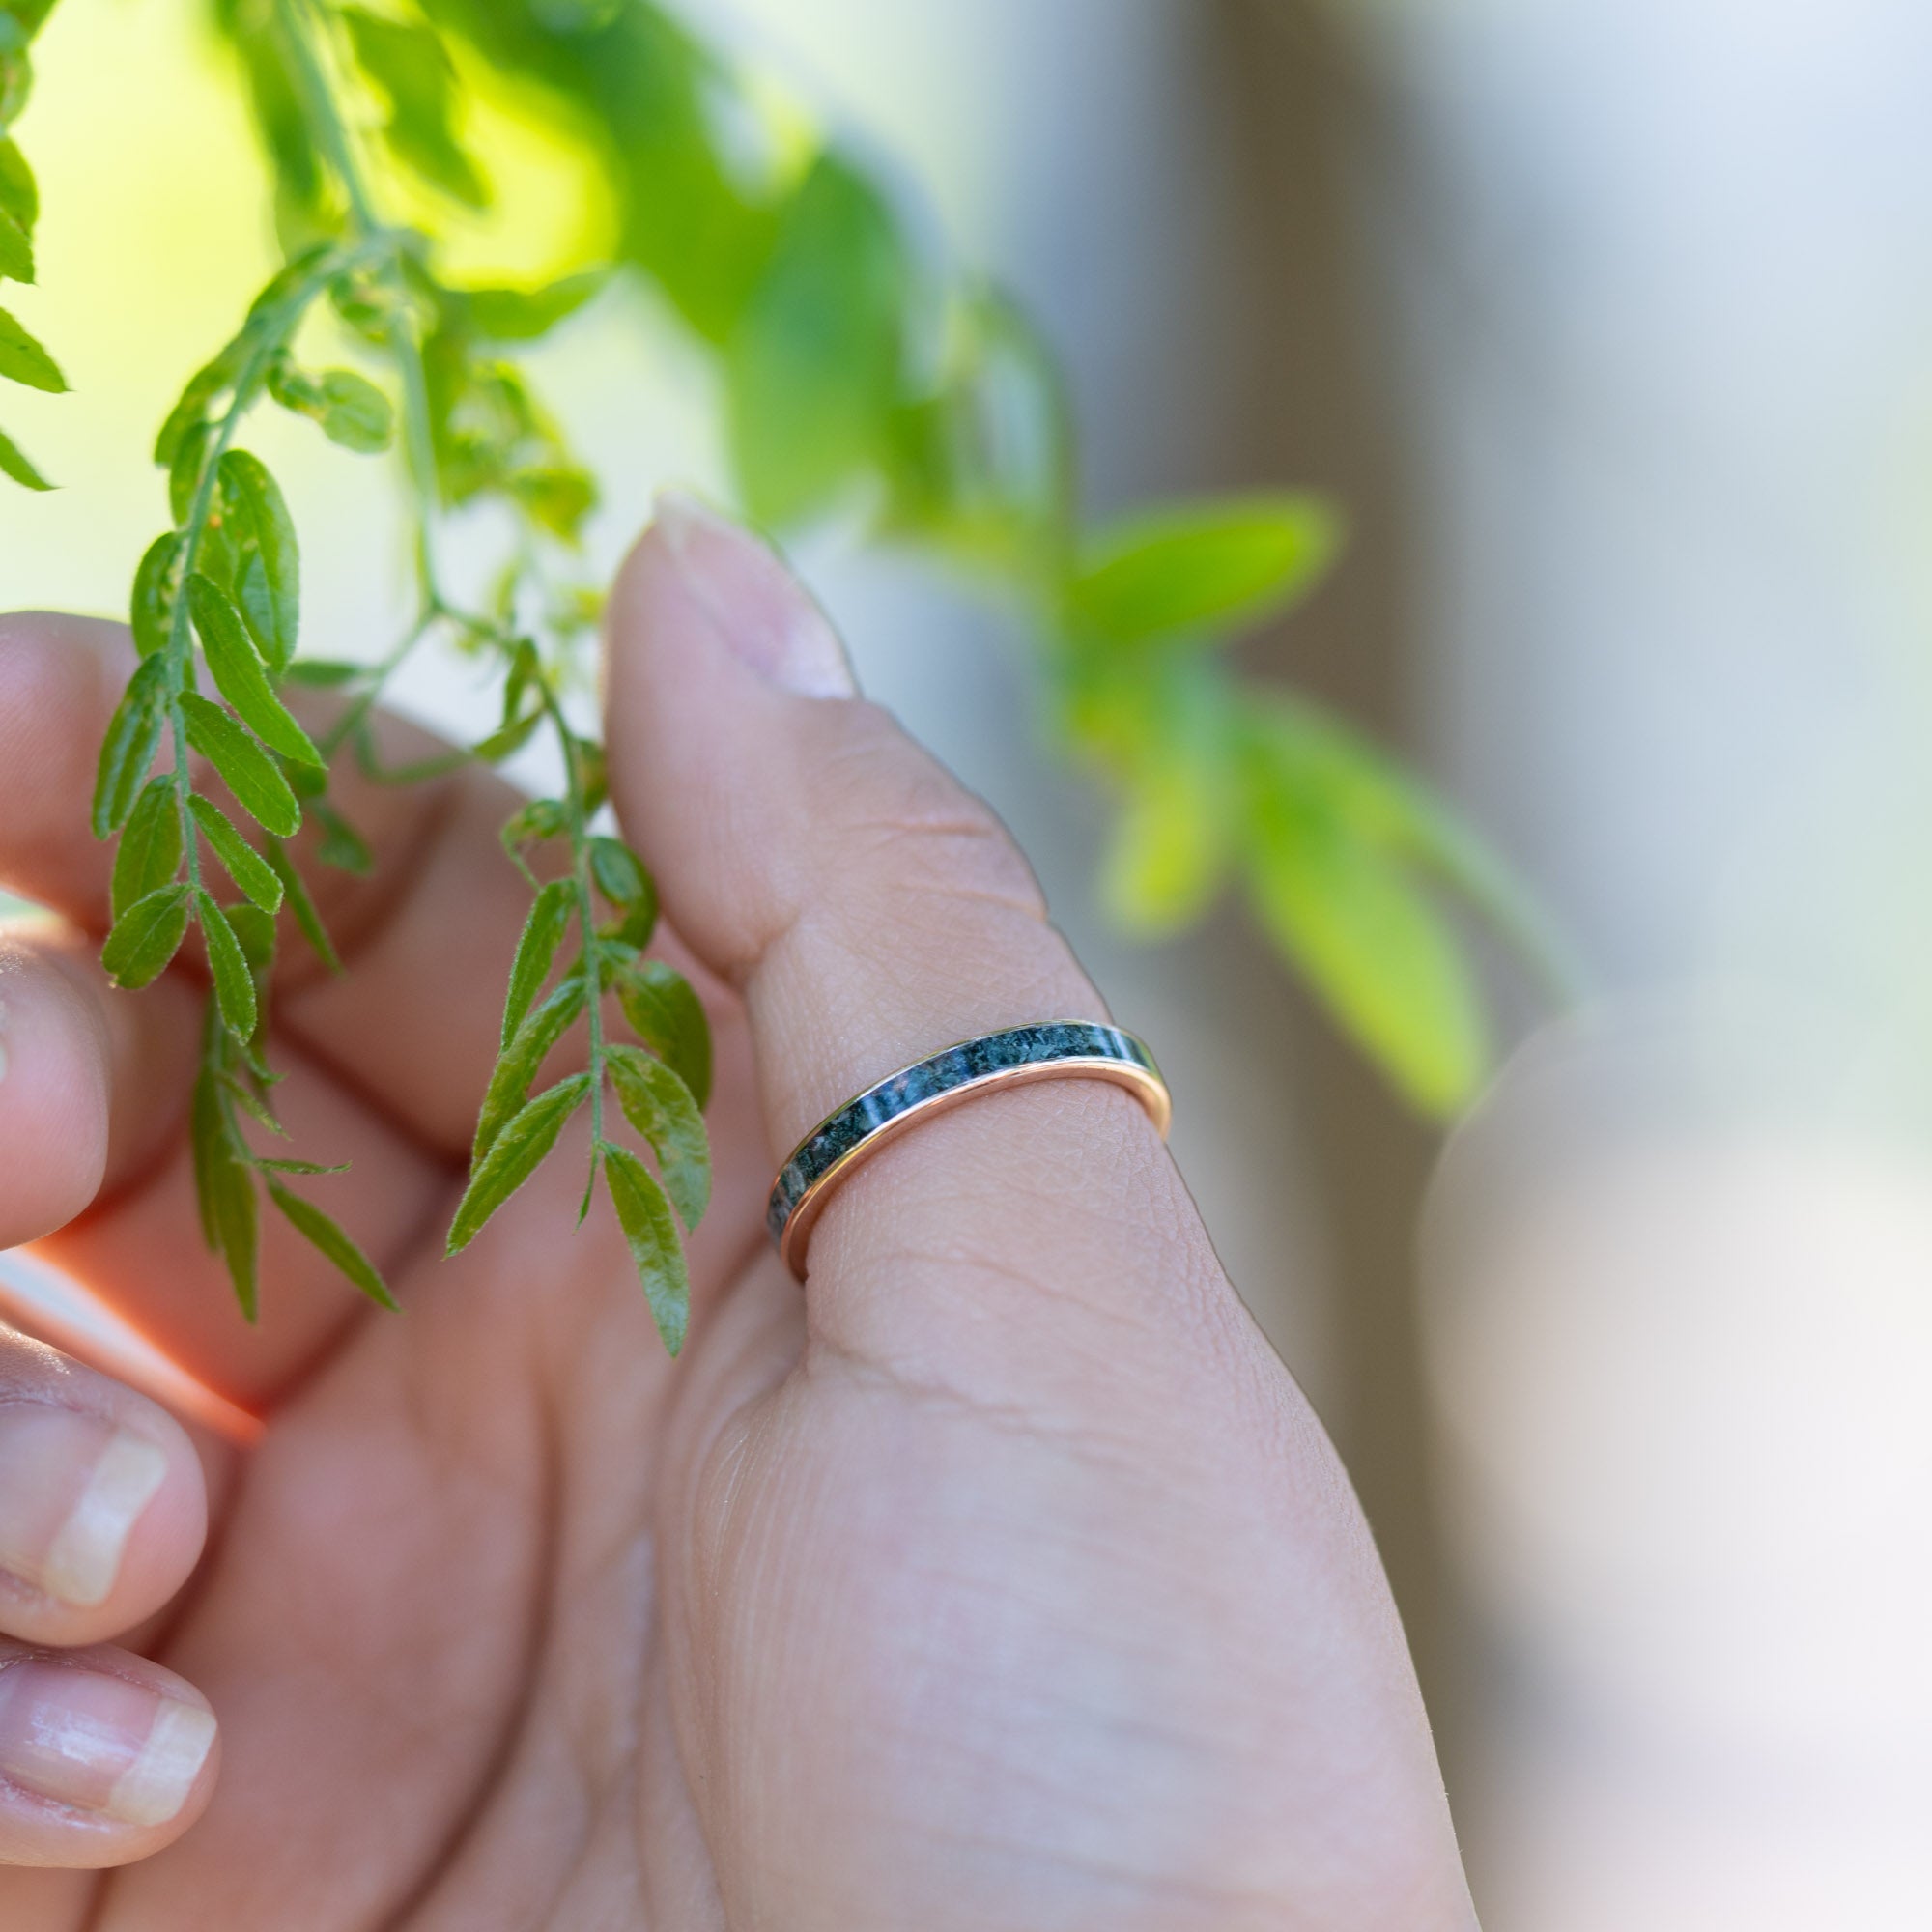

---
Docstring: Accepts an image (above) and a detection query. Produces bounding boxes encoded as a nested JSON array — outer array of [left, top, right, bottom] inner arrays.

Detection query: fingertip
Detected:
[[0, 1334, 209, 1648], [0, 1644, 218, 1865], [0, 930, 111, 1248]]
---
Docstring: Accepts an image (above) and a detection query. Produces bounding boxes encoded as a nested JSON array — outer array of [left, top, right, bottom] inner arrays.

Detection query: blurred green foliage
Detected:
[[5, 0, 1570, 1129]]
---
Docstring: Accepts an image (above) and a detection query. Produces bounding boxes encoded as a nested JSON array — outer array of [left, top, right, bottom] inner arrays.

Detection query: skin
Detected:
[[0, 501, 1477, 1929]]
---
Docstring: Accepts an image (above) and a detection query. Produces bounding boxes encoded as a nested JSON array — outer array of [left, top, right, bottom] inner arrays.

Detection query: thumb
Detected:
[[603, 495, 1218, 1369]]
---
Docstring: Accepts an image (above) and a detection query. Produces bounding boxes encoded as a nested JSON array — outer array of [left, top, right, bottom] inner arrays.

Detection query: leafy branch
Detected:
[[7, 0, 1576, 1345]]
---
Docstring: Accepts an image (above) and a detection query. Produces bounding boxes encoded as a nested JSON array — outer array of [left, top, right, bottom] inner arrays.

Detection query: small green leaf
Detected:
[[101, 882, 192, 990], [318, 370, 393, 452], [266, 1180, 398, 1311], [91, 655, 171, 838], [224, 899, 278, 970], [615, 959, 712, 1108], [284, 659, 364, 688], [255, 1157, 348, 1176], [341, 7, 487, 209], [265, 836, 342, 974], [0, 304, 63, 391], [0, 139, 37, 235], [471, 710, 543, 765], [1067, 495, 1342, 648], [197, 890, 258, 1039], [269, 361, 395, 452], [725, 156, 909, 527], [217, 450, 300, 671], [111, 777, 183, 920], [601, 1142, 688, 1356], [220, 1069, 285, 1138], [130, 531, 185, 659], [473, 975, 585, 1163], [588, 835, 648, 908], [180, 693, 301, 838], [168, 421, 213, 527], [501, 876, 576, 1048], [155, 354, 235, 470], [0, 421, 48, 489], [191, 1068, 259, 1320], [446, 1071, 591, 1254], [188, 794, 283, 913], [313, 802, 372, 875], [186, 573, 321, 767], [605, 1043, 709, 1229], [0, 201, 31, 284], [464, 270, 607, 341], [498, 798, 567, 880], [1243, 763, 1487, 1117]]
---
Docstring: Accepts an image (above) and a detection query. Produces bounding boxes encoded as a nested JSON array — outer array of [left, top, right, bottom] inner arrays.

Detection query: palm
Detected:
[[0, 534, 1473, 1928]]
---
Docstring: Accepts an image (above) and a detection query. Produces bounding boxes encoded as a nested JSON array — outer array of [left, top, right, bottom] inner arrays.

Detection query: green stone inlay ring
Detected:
[[767, 1021, 1171, 1281]]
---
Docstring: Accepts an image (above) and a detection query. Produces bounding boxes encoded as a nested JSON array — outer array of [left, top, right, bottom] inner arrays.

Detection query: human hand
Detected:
[[0, 497, 1474, 1929]]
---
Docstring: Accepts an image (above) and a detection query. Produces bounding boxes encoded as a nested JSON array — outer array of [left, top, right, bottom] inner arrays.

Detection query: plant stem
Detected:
[[546, 683, 606, 1157]]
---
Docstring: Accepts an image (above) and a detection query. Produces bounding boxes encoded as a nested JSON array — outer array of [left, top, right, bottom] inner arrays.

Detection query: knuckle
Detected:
[[820, 705, 1045, 923]]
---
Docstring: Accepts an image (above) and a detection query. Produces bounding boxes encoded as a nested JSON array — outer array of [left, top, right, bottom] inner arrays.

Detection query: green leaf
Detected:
[[470, 707, 542, 763], [0, 139, 37, 235], [0, 200, 30, 284], [191, 1067, 259, 1320], [604, 1043, 709, 1229], [101, 882, 192, 990], [168, 421, 213, 527], [180, 692, 301, 838], [283, 659, 364, 688], [725, 156, 909, 526], [0, 304, 62, 391], [0, 420, 47, 488], [269, 360, 395, 452], [472, 974, 585, 1163], [1067, 494, 1342, 648], [111, 777, 183, 920], [341, 7, 487, 209], [197, 890, 258, 1039], [446, 1071, 591, 1254], [217, 450, 300, 671], [313, 802, 372, 875], [588, 835, 648, 908], [266, 1180, 398, 1311], [255, 1157, 348, 1176], [91, 655, 171, 838], [130, 531, 185, 658], [614, 959, 712, 1109], [224, 899, 277, 970], [1242, 758, 1487, 1117], [464, 270, 606, 341], [501, 876, 576, 1047], [188, 794, 283, 913], [155, 354, 236, 470], [319, 370, 393, 452], [186, 573, 320, 767], [498, 797, 567, 874], [600, 1142, 688, 1356], [265, 836, 341, 974]]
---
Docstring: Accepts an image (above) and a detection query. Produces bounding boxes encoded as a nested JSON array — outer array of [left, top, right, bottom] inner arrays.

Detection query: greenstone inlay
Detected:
[[766, 1021, 1159, 1249]]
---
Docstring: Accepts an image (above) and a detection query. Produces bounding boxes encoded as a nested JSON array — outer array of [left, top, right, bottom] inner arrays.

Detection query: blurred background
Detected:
[[8, 0, 1932, 1922]]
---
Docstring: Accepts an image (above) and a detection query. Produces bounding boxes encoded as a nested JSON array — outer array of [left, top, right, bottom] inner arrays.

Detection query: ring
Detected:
[[767, 1021, 1170, 1281]]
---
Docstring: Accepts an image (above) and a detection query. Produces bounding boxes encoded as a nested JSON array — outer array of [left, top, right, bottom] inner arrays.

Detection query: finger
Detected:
[[0, 1324, 206, 1650], [0, 610, 513, 1153], [0, 612, 764, 1207], [0, 920, 447, 1407], [0, 1640, 216, 1867], [605, 498, 1223, 1374]]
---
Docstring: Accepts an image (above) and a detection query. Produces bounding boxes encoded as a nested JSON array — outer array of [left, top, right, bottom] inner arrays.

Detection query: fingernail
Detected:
[[0, 1659, 214, 1826], [652, 489, 857, 699], [0, 1409, 167, 1608]]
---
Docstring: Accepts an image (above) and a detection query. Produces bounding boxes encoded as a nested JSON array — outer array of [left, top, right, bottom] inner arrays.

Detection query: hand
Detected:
[[0, 498, 1474, 1929]]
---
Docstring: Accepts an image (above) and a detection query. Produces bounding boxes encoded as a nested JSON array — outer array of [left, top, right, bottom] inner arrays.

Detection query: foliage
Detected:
[[2, 0, 1569, 1342]]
